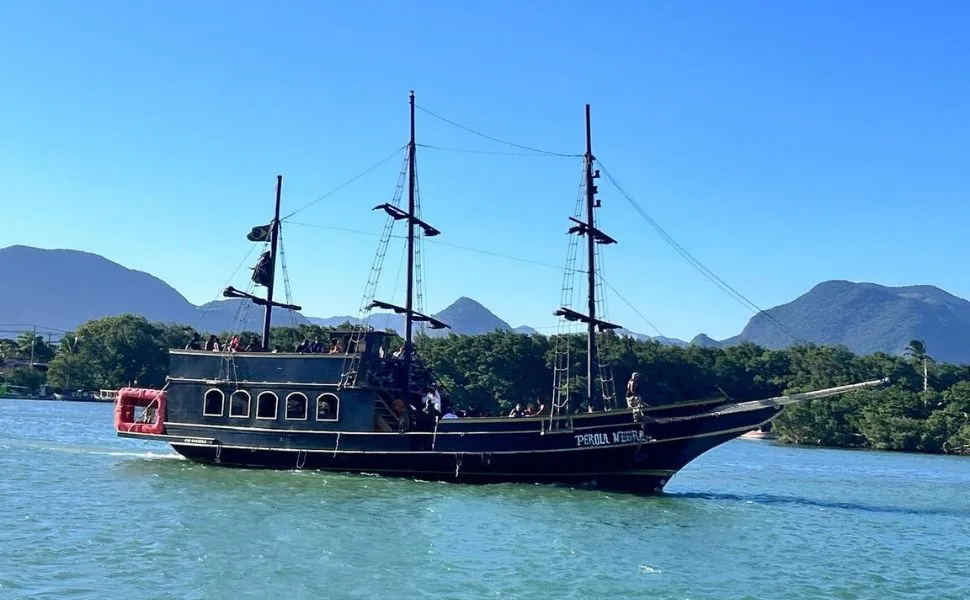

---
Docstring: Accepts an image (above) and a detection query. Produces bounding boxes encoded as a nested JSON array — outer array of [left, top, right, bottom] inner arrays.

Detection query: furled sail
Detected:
[[251, 251, 274, 287]]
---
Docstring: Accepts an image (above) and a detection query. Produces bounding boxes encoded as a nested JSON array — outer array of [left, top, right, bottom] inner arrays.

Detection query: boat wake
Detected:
[[96, 449, 184, 460], [668, 490, 970, 518], [0, 438, 183, 460]]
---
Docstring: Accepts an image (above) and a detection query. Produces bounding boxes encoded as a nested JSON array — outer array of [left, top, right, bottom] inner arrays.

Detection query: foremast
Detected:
[[224, 175, 301, 350], [554, 105, 621, 414]]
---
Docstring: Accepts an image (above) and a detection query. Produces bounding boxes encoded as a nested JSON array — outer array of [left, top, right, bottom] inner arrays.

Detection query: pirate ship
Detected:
[[115, 92, 886, 493]]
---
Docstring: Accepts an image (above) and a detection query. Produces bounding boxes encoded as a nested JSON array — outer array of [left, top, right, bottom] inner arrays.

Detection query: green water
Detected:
[[1, 399, 968, 599]]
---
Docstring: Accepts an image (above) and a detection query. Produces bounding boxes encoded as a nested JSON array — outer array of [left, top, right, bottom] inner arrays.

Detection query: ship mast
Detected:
[[224, 174, 301, 350], [368, 91, 450, 395], [404, 91, 417, 377], [555, 104, 620, 411], [261, 175, 283, 350], [583, 105, 597, 407]]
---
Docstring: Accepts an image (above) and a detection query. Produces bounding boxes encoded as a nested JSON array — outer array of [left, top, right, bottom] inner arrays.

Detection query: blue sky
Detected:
[[2, 1, 969, 341]]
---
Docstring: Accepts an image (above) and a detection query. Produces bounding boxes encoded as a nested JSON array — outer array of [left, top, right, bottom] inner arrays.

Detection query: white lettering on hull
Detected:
[[574, 430, 645, 447]]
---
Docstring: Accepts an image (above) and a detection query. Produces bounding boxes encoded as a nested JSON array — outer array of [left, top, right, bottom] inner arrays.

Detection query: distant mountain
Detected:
[[614, 328, 688, 347], [306, 315, 361, 329], [199, 299, 313, 332], [9, 247, 968, 363], [0, 245, 536, 338], [691, 281, 970, 364], [0, 246, 308, 335], [689, 333, 722, 348], [0, 245, 199, 332], [430, 296, 511, 336], [310, 297, 514, 338]]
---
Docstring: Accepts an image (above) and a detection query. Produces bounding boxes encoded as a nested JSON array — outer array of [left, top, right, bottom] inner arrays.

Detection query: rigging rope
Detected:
[[416, 143, 575, 158], [384, 237, 408, 333], [280, 145, 407, 221], [413, 148, 428, 333], [277, 229, 299, 327], [286, 222, 569, 272], [599, 277, 668, 341], [195, 244, 259, 332], [415, 104, 582, 158], [595, 159, 802, 344]]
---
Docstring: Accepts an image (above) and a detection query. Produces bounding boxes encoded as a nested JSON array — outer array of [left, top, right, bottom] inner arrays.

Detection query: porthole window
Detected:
[[256, 391, 278, 420], [230, 390, 251, 418], [285, 392, 309, 420], [203, 389, 225, 416], [316, 393, 340, 421]]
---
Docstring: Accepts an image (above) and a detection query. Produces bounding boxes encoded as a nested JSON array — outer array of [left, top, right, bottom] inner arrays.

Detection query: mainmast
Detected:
[[555, 104, 620, 411], [369, 91, 449, 394], [224, 174, 301, 350], [404, 91, 417, 375]]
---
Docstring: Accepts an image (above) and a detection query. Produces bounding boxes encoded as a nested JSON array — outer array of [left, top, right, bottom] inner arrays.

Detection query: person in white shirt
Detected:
[[422, 386, 442, 416]]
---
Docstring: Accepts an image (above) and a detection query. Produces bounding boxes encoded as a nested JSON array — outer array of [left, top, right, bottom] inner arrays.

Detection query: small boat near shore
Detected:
[[741, 429, 779, 441], [115, 93, 887, 493], [53, 390, 100, 402]]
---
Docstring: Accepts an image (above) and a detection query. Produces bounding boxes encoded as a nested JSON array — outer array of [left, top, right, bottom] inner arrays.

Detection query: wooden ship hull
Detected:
[[115, 92, 888, 494], [115, 351, 882, 493]]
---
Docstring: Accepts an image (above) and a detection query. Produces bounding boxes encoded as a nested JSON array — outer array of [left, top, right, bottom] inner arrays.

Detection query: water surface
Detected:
[[1, 399, 968, 599]]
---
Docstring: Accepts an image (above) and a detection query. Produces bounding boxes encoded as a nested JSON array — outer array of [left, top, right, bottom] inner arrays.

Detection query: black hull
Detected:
[[171, 443, 676, 494], [111, 349, 858, 495], [122, 403, 781, 494]]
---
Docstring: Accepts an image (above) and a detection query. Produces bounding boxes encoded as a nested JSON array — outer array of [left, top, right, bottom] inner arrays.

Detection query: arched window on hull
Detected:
[[203, 389, 225, 417], [256, 392, 278, 420], [286, 392, 309, 421], [230, 390, 251, 418], [316, 393, 340, 421]]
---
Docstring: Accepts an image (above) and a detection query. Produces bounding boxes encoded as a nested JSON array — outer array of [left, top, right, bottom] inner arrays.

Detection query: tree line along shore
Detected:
[[2, 315, 968, 456]]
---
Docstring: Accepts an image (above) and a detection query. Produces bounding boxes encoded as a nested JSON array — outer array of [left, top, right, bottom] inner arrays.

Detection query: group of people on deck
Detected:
[[423, 385, 457, 420], [184, 332, 353, 355], [294, 337, 346, 354], [383, 371, 644, 428], [186, 333, 264, 353], [507, 402, 546, 418], [389, 383, 457, 432]]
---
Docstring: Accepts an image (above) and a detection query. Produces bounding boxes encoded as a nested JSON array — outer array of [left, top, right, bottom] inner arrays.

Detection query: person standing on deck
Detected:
[[626, 372, 642, 408]]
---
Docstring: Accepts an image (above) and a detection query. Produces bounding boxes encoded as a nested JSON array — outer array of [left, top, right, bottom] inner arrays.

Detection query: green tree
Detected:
[[15, 332, 55, 363], [0, 338, 19, 362], [46, 335, 98, 390], [8, 367, 46, 393], [46, 315, 171, 389], [904, 339, 933, 392]]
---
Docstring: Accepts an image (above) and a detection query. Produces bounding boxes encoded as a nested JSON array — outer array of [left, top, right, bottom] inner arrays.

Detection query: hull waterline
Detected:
[[119, 402, 782, 494]]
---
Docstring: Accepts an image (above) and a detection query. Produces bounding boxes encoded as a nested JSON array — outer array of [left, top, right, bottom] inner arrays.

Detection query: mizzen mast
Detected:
[[223, 175, 302, 350], [555, 104, 621, 411], [262, 176, 284, 348]]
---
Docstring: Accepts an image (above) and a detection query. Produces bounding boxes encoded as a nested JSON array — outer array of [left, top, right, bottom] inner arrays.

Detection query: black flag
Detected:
[[247, 224, 271, 242], [251, 251, 274, 287]]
